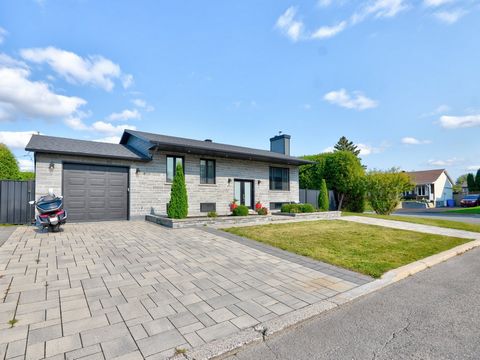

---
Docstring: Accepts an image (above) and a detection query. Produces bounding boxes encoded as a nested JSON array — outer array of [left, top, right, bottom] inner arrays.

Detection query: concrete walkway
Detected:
[[342, 216, 480, 240], [0, 222, 370, 360], [0, 227, 17, 247]]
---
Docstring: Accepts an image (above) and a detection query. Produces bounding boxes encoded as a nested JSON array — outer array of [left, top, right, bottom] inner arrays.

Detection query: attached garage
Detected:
[[63, 163, 129, 222]]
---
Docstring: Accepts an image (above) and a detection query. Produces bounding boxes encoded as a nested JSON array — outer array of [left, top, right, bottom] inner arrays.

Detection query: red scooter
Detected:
[[29, 189, 67, 232]]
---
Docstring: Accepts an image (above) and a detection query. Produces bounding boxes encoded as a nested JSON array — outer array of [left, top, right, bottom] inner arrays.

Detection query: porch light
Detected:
[[257, 180, 261, 185], [49, 162, 55, 171], [135, 168, 141, 175], [228, 178, 232, 184]]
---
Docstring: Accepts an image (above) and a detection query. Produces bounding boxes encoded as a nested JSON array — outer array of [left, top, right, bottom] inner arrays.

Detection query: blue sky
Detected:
[[0, 0, 479, 179]]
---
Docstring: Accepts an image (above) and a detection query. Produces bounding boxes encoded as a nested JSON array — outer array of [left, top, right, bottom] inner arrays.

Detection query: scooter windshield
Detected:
[[37, 199, 62, 212]]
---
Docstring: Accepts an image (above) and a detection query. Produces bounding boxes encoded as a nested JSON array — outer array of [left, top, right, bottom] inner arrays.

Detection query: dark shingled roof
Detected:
[[406, 169, 453, 185], [121, 129, 312, 165], [25, 135, 151, 161]]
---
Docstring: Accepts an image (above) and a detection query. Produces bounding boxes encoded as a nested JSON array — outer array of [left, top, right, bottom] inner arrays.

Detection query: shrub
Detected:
[[281, 203, 315, 213], [207, 211, 217, 218], [343, 177, 366, 213], [257, 207, 268, 215], [318, 179, 329, 211], [167, 164, 188, 219], [232, 205, 249, 216], [366, 169, 413, 215]]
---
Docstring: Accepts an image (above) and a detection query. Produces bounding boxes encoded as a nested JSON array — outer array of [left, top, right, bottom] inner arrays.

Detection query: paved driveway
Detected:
[[0, 222, 370, 360]]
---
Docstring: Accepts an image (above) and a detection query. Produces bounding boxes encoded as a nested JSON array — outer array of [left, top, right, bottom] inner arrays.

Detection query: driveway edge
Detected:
[[170, 239, 480, 360]]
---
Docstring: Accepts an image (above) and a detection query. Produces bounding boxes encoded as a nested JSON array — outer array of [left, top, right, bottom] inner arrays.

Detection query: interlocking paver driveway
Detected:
[[0, 222, 370, 359]]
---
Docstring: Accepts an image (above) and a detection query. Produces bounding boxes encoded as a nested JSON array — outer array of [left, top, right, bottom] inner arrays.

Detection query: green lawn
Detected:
[[444, 206, 480, 215], [344, 212, 480, 233], [224, 220, 470, 278]]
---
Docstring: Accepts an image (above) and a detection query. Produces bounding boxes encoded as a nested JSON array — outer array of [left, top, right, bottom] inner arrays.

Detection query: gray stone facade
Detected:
[[35, 150, 299, 218]]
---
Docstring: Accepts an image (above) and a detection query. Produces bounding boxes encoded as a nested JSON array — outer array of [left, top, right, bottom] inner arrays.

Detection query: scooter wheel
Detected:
[[49, 224, 61, 232]]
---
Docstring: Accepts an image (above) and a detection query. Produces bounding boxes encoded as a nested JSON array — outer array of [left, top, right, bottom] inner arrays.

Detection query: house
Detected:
[[25, 130, 311, 222], [404, 169, 454, 207]]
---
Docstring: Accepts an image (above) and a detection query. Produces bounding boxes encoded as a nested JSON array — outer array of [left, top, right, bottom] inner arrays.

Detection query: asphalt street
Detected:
[[226, 247, 480, 360]]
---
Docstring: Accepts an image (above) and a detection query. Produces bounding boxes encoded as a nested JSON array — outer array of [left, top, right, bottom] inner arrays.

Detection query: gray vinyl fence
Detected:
[[0, 180, 35, 224], [299, 188, 337, 210]]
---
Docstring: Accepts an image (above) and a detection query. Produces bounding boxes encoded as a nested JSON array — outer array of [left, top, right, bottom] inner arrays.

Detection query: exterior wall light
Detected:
[[49, 162, 55, 171], [228, 178, 232, 184], [135, 168, 141, 175], [257, 180, 261, 185]]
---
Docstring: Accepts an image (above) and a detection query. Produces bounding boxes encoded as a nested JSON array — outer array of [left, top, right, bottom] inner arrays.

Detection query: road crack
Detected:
[[372, 318, 411, 360]]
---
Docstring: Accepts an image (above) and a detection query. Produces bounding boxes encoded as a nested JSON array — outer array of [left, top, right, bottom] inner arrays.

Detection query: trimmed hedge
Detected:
[[280, 203, 315, 213], [232, 205, 249, 216]]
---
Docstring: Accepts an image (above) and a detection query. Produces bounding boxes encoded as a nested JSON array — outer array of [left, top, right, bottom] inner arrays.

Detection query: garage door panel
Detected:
[[63, 163, 128, 222]]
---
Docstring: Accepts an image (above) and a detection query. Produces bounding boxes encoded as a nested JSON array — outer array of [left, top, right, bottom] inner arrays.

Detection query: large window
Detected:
[[269, 167, 290, 191], [166, 156, 184, 183], [200, 159, 215, 184]]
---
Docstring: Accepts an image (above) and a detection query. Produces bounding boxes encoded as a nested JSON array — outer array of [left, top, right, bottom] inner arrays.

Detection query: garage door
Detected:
[[63, 163, 128, 222]]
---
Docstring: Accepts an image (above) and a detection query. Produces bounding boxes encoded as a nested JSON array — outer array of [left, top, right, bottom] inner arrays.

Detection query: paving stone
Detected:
[[184, 332, 205, 347], [205, 294, 239, 309], [207, 308, 236, 323], [110, 350, 144, 360], [236, 300, 271, 319], [117, 301, 149, 321], [230, 314, 259, 329], [0, 326, 29, 346], [25, 341, 44, 360], [62, 308, 91, 323], [65, 344, 101, 360], [45, 335, 82, 358], [168, 312, 198, 328], [268, 302, 293, 316], [81, 323, 130, 347], [196, 321, 239, 343], [142, 318, 174, 336], [137, 329, 185, 357], [177, 321, 204, 335], [6, 338, 26, 358], [186, 301, 213, 316], [28, 324, 62, 345], [63, 315, 109, 336], [101, 334, 137, 359]]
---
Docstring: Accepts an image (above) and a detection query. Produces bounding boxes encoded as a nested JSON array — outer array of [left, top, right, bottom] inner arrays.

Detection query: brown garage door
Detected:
[[63, 163, 128, 222]]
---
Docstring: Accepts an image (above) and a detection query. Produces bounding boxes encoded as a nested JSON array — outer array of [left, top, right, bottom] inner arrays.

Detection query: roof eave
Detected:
[[150, 143, 311, 166], [25, 148, 151, 162]]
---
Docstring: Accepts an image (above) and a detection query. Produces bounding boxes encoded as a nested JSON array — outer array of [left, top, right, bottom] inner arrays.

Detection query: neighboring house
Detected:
[[25, 130, 311, 222], [461, 181, 469, 195], [404, 169, 454, 207]]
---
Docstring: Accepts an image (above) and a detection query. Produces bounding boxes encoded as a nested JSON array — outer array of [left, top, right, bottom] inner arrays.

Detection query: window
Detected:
[[166, 156, 184, 183], [269, 167, 290, 191], [200, 203, 216, 212], [270, 202, 288, 210], [416, 185, 427, 196], [200, 159, 215, 184]]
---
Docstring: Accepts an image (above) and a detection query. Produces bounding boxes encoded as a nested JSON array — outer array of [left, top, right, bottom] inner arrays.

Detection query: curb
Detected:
[[170, 238, 480, 360]]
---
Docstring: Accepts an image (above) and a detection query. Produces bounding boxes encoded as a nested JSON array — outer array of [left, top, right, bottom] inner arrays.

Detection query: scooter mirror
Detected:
[[28, 200, 35, 205]]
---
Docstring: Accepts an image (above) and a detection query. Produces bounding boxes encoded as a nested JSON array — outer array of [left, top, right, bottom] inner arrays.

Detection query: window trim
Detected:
[[200, 158, 216, 185], [166, 155, 185, 183], [269, 166, 290, 191]]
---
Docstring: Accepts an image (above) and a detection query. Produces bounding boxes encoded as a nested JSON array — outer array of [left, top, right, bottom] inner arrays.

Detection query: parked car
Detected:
[[460, 194, 480, 207]]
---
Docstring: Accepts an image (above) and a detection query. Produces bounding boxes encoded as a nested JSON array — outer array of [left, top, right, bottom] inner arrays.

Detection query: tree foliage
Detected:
[[476, 169, 480, 191], [0, 144, 20, 180], [167, 164, 188, 219], [467, 173, 476, 192], [318, 179, 329, 211], [299, 154, 328, 190], [366, 169, 413, 215], [323, 151, 365, 210], [334, 136, 361, 156]]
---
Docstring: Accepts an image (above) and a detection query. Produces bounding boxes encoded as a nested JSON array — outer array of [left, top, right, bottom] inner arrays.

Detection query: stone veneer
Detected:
[[35, 150, 299, 219]]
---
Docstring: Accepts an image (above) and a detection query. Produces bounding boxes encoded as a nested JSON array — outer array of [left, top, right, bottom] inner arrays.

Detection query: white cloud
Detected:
[[20, 47, 126, 91], [428, 158, 460, 166], [91, 121, 136, 136], [433, 9, 466, 24], [311, 21, 347, 39], [107, 109, 141, 121], [122, 74, 134, 89], [420, 104, 450, 118], [317, 0, 333, 7], [0, 27, 7, 44], [93, 136, 121, 144], [64, 117, 90, 131], [323, 89, 378, 110], [0, 131, 38, 149], [423, 0, 453, 7], [18, 159, 34, 171], [439, 114, 480, 129], [467, 165, 480, 171], [401, 137, 432, 145], [0, 65, 86, 121], [131, 98, 154, 112], [275, 7, 304, 42], [351, 0, 408, 25]]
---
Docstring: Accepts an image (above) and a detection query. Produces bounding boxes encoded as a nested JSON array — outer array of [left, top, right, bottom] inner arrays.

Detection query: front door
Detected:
[[234, 180, 254, 209]]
